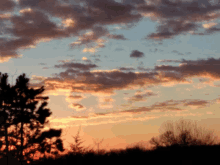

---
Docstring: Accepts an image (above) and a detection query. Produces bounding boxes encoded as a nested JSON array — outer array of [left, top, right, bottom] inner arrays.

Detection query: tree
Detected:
[[0, 73, 65, 164], [0, 73, 20, 165], [67, 125, 94, 155], [149, 118, 219, 150]]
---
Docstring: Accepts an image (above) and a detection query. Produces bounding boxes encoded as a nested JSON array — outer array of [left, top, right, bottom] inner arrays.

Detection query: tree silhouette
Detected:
[[149, 118, 219, 150], [92, 137, 105, 154], [0, 73, 65, 164], [0, 73, 18, 164], [67, 125, 94, 155]]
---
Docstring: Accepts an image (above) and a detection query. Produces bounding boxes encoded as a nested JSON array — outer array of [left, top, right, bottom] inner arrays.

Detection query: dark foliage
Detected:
[[0, 72, 65, 165]]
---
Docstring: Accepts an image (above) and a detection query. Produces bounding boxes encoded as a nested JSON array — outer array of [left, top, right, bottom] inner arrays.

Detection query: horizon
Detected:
[[1, 0, 220, 162]]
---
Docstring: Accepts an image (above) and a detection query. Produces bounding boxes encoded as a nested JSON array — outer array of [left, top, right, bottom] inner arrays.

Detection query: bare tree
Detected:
[[92, 137, 105, 154], [149, 118, 219, 149]]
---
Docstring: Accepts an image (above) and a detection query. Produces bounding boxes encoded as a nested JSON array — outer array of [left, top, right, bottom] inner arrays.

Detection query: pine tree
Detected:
[[0, 73, 18, 164], [0, 73, 65, 164]]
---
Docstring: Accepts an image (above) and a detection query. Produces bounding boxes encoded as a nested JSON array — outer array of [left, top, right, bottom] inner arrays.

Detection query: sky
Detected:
[[2, 0, 220, 158]]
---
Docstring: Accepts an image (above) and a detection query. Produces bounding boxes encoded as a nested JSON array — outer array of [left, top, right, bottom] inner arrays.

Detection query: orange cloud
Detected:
[[69, 103, 85, 111], [98, 97, 115, 109]]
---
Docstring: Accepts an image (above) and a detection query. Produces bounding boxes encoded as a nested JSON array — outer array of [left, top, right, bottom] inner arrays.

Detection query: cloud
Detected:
[[107, 34, 128, 40], [118, 67, 135, 71], [29, 57, 220, 112], [65, 94, 85, 111], [0, 0, 143, 61], [69, 103, 85, 111], [69, 26, 108, 52], [122, 98, 211, 114], [82, 57, 92, 63], [0, 0, 16, 11], [33, 56, 220, 97], [157, 59, 182, 63], [98, 97, 115, 109], [147, 19, 198, 40], [0, 9, 68, 61], [66, 95, 84, 101], [3, 0, 220, 61], [203, 22, 218, 29], [126, 91, 157, 103], [70, 28, 127, 53], [54, 61, 98, 71], [155, 58, 220, 81], [12, 9, 68, 39], [183, 99, 210, 109], [82, 57, 87, 60], [170, 50, 187, 56], [31, 65, 162, 96], [130, 50, 144, 58], [138, 0, 220, 40]]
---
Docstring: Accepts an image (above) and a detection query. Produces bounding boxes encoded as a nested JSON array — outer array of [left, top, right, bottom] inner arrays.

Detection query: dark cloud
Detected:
[[68, 95, 83, 100], [157, 59, 182, 63], [150, 99, 209, 110], [28, 56, 220, 115], [130, 50, 144, 58], [122, 98, 210, 114], [54, 61, 98, 71], [69, 26, 108, 49], [138, 0, 220, 40], [0, 0, 16, 11], [11, 9, 68, 39], [127, 91, 157, 102], [33, 64, 160, 95], [155, 57, 220, 82], [0, 37, 35, 62], [147, 19, 198, 40], [0, 9, 68, 62], [92, 97, 212, 116], [2, 0, 220, 61], [30, 57, 220, 99], [198, 26, 220, 35], [119, 67, 135, 71], [57, 69, 81, 79], [107, 34, 128, 40], [84, 0, 142, 25], [0, 0, 143, 61], [182, 99, 210, 108]]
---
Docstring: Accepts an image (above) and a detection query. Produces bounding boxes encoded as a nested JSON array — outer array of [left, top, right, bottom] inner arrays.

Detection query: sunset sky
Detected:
[[1, 0, 220, 156]]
